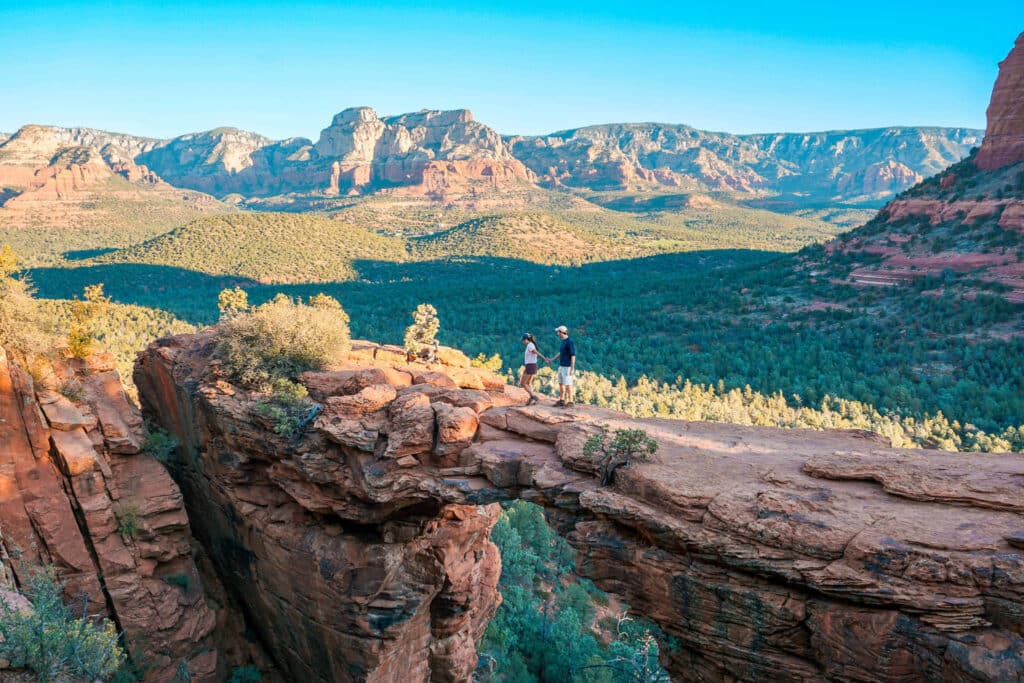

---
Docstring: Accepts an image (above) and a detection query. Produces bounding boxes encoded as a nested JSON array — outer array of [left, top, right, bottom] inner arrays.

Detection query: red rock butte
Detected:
[[125, 332, 1024, 682], [976, 32, 1024, 171]]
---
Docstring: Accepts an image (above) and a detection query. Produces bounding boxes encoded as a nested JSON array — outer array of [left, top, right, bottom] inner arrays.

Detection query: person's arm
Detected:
[[532, 344, 551, 363], [569, 341, 576, 372]]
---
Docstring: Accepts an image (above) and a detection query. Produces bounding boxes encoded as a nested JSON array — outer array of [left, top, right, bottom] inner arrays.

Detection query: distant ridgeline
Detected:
[[0, 106, 979, 204]]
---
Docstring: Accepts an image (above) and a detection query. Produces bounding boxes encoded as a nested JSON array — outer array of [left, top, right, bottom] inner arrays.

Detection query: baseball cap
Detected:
[[555, 325, 568, 334], [521, 333, 530, 340]]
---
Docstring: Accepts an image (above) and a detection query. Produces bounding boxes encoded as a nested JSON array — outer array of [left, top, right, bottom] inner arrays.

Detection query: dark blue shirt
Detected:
[[559, 337, 576, 367]]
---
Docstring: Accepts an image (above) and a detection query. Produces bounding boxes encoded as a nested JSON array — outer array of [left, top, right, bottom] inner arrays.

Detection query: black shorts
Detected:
[[524, 363, 539, 375]]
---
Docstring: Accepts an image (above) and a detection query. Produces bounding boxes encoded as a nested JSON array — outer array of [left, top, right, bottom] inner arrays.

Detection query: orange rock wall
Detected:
[[977, 33, 1024, 171], [0, 349, 223, 682]]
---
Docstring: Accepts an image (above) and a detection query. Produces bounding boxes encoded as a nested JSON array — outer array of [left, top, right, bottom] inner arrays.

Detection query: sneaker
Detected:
[[565, 401, 575, 407], [554, 400, 566, 407], [526, 396, 538, 406]]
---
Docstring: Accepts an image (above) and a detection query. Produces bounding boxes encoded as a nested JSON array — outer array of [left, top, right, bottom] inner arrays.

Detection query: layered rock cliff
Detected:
[[976, 32, 1024, 171], [0, 348, 232, 681], [136, 331, 1024, 682]]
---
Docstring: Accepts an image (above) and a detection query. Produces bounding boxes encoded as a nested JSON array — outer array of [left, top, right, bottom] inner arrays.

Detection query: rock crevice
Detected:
[[0, 348, 242, 681]]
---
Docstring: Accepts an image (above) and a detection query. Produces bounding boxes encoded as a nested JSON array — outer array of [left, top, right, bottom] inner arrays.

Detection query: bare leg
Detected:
[[521, 372, 538, 400]]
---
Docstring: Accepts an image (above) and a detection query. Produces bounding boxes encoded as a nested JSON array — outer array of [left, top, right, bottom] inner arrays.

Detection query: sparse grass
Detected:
[[117, 504, 141, 538], [254, 379, 318, 439], [58, 379, 87, 403]]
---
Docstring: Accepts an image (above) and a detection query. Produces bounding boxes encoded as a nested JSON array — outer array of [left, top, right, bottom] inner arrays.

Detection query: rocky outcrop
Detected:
[[835, 159, 922, 200], [0, 124, 160, 173], [1, 158, 112, 205], [131, 108, 535, 199], [135, 130, 323, 197], [0, 126, 224, 226], [136, 332, 1024, 682], [976, 32, 1024, 171], [311, 107, 535, 195], [0, 348, 237, 681]]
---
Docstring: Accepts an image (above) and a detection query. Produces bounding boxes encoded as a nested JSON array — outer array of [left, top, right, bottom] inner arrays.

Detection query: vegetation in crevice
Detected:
[[478, 501, 671, 682]]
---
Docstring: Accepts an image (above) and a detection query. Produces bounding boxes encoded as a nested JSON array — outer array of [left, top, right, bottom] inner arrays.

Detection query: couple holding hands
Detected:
[[520, 325, 576, 407]]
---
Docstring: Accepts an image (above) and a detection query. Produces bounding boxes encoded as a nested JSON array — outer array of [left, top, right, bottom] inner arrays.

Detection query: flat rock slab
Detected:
[[51, 427, 98, 475], [804, 450, 1024, 513], [41, 396, 92, 431]]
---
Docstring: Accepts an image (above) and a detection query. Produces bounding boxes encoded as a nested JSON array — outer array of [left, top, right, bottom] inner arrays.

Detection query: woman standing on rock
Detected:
[[520, 333, 551, 405]]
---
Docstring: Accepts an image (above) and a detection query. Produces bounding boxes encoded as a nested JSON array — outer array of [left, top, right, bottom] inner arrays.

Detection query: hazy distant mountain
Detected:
[[507, 124, 981, 203], [0, 109, 981, 206]]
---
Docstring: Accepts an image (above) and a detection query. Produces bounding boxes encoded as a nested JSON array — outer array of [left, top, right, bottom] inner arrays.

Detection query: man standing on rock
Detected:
[[553, 325, 576, 407]]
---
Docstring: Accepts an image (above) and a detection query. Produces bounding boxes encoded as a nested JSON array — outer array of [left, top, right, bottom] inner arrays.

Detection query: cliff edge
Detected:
[[135, 331, 1024, 682]]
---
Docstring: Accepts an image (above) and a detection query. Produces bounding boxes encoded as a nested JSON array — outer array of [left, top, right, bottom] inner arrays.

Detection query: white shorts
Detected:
[[557, 366, 574, 386]]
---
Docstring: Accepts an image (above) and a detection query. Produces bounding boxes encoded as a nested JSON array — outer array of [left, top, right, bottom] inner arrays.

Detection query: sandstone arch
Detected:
[[135, 332, 1024, 682]]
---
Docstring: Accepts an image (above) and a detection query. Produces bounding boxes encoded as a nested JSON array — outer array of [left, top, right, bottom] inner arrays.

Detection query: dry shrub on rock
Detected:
[[214, 294, 351, 387]]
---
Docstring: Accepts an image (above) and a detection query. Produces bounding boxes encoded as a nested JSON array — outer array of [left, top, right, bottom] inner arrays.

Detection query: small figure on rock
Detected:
[[520, 333, 553, 405], [553, 325, 576, 407]]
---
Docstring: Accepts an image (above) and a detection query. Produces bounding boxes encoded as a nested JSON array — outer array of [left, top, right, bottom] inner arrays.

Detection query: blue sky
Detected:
[[1, 1, 1020, 139]]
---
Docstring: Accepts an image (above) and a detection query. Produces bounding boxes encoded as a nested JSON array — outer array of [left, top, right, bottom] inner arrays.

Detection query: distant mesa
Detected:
[[975, 32, 1024, 171], [0, 105, 981, 206]]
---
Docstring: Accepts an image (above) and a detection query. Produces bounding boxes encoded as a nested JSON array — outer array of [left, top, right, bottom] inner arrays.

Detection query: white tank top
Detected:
[[524, 342, 538, 364]]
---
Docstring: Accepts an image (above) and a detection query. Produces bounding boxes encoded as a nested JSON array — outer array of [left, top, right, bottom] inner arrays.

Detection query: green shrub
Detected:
[[160, 574, 191, 592], [214, 295, 351, 387], [471, 352, 503, 372], [255, 379, 317, 439], [0, 564, 126, 682], [0, 245, 51, 354], [142, 425, 178, 462], [217, 287, 250, 320], [583, 427, 659, 485], [228, 665, 263, 683], [67, 283, 111, 359], [403, 303, 440, 358]]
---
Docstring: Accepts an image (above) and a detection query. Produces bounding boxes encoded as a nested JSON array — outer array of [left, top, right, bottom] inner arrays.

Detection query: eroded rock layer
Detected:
[[0, 348, 225, 681], [136, 332, 1024, 682]]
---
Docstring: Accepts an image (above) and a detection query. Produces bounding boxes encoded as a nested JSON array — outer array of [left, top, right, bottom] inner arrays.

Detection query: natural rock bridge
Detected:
[[133, 332, 1024, 682]]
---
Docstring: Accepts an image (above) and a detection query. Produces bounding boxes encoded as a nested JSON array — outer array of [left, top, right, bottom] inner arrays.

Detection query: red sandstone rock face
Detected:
[[0, 348, 230, 682], [976, 32, 1024, 171], [137, 332, 1024, 683], [2, 160, 112, 205], [134, 334, 511, 682]]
